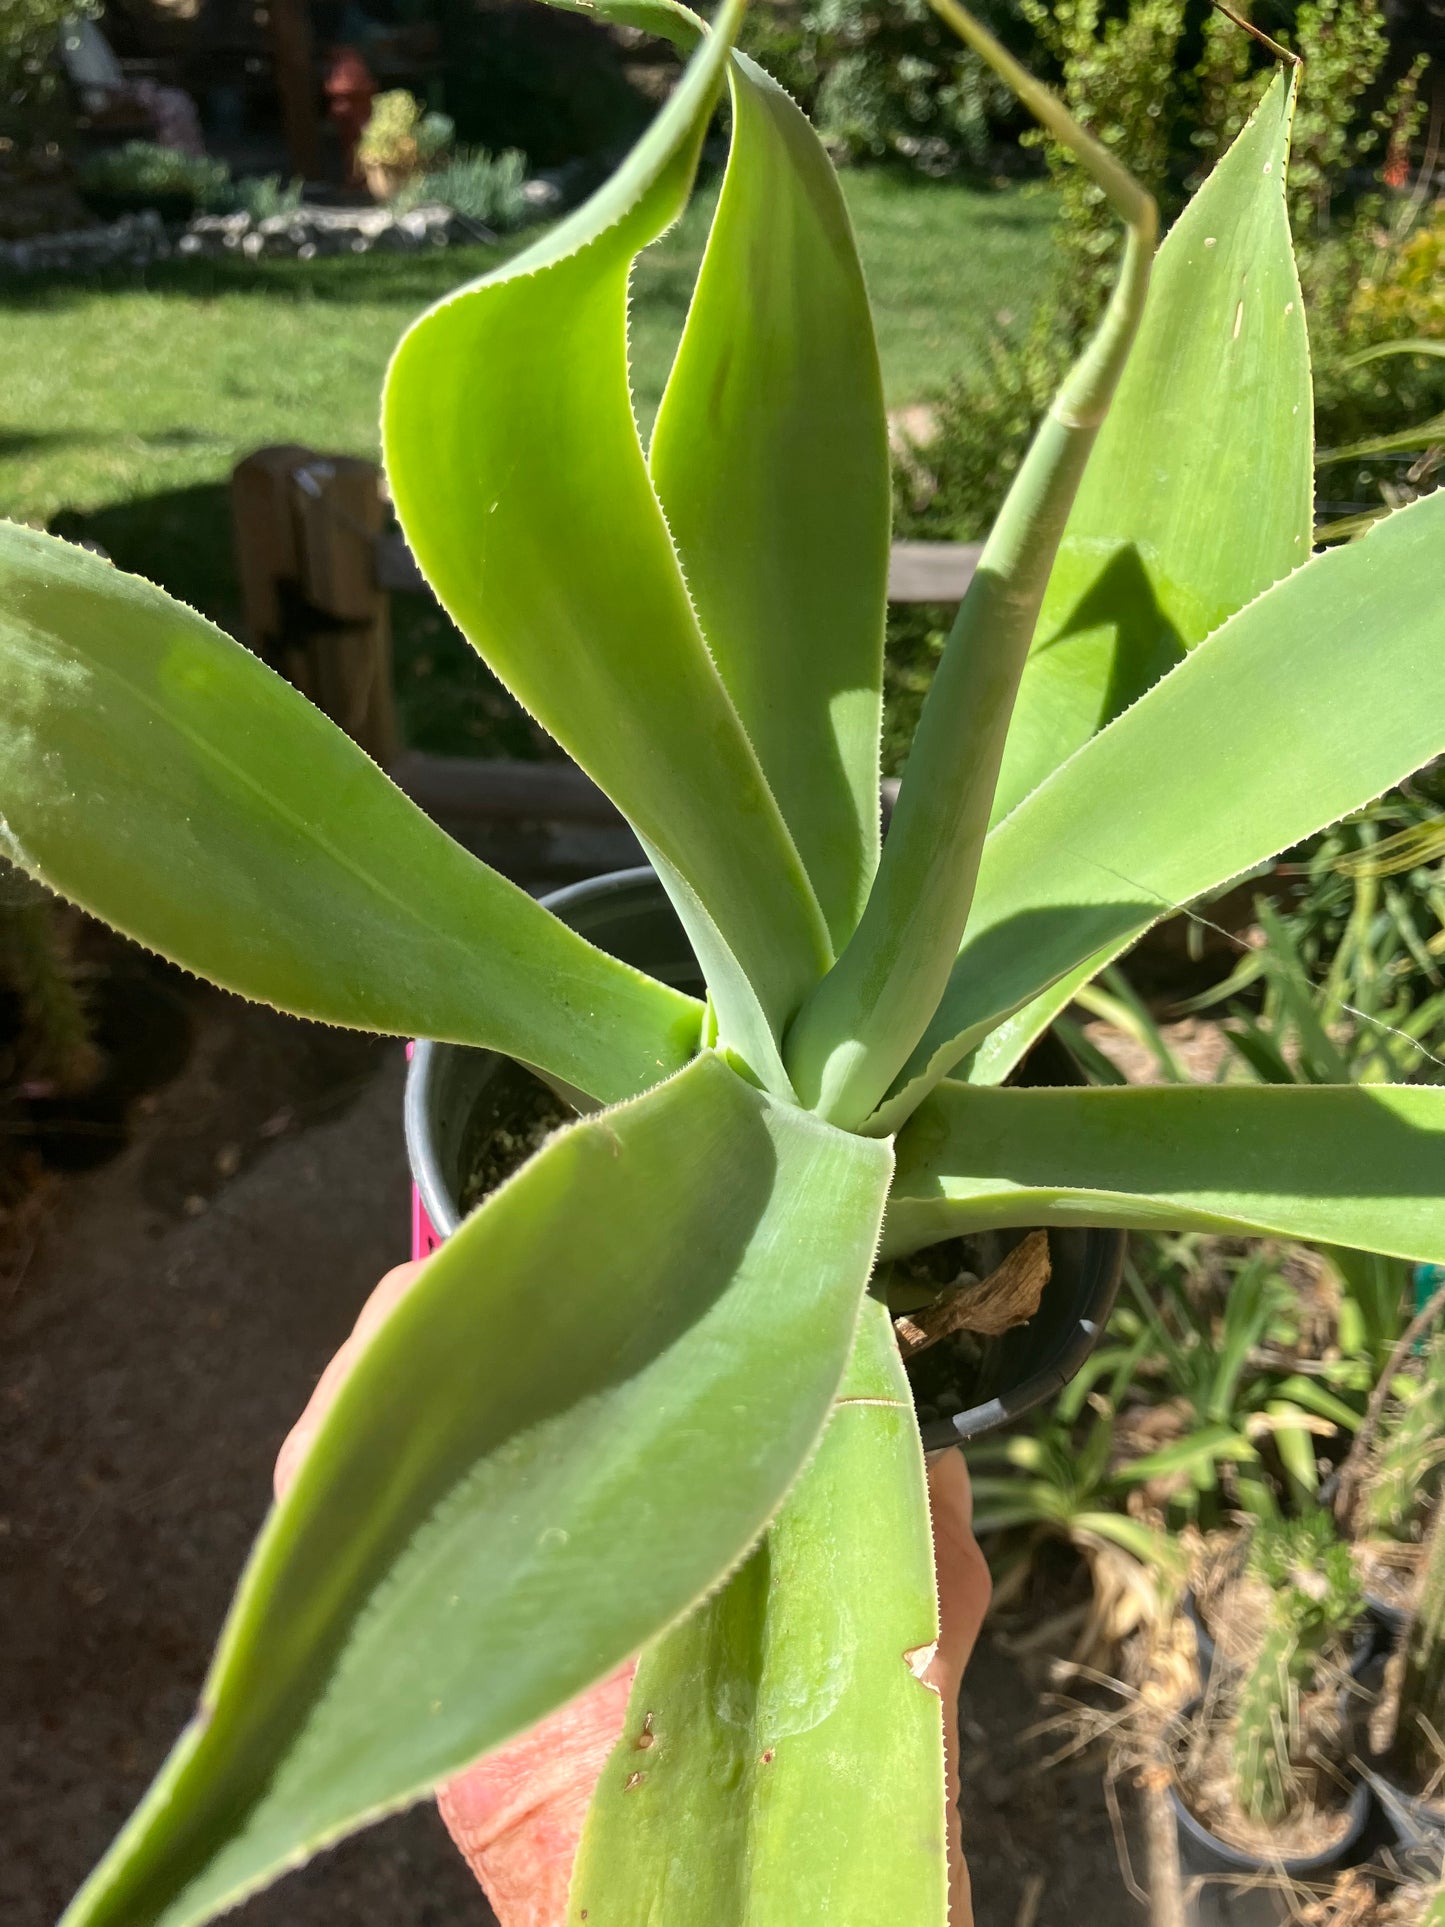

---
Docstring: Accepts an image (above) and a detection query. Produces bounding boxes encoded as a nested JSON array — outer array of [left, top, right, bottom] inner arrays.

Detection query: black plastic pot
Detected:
[[1366, 1764, 1445, 1883], [404, 865, 1126, 1443], [1168, 1695, 1372, 1927], [1365, 1591, 1410, 1645], [1169, 1777, 1372, 1926]]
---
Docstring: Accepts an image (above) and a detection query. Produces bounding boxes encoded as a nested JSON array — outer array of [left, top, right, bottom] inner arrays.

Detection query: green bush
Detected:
[[1021, 0, 1425, 331], [395, 148, 530, 230], [741, 0, 1026, 168], [897, 0, 1438, 557], [225, 174, 305, 222], [1350, 201, 1445, 339], [2, 0, 97, 147], [431, 0, 652, 168], [76, 141, 233, 210]]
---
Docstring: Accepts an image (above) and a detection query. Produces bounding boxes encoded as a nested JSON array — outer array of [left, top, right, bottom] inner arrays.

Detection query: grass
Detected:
[[0, 168, 1056, 754]]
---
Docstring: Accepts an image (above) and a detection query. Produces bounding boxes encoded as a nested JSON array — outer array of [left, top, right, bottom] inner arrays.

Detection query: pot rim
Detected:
[[1167, 1773, 1371, 1877], [1166, 1696, 1373, 1876], [404, 865, 1126, 1444]]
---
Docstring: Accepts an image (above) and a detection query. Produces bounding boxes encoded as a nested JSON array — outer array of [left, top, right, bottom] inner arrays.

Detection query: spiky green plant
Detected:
[[1232, 1512, 1365, 1825], [5, 3, 1445, 1923], [1360, 1339, 1445, 1544]]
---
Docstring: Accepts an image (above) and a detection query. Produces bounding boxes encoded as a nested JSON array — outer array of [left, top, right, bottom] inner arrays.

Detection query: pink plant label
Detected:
[[406, 1041, 445, 1260], [411, 1185, 444, 1262]]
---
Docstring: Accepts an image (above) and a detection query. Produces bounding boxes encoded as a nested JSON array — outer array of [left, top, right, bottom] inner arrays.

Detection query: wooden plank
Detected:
[[886, 540, 983, 603], [291, 457, 398, 767], [375, 530, 981, 605], [268, 0, 322, 181], [230, 443, 313, 650], [292, 457, 386, 622], [375, 528, 426, 595]]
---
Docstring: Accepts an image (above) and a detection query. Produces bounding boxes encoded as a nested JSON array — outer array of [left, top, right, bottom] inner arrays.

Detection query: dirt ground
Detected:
[[1, 956, 1145, 1927]]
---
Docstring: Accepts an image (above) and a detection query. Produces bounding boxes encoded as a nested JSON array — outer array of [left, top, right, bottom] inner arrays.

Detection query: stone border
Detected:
[[0, 188, 563, 278]]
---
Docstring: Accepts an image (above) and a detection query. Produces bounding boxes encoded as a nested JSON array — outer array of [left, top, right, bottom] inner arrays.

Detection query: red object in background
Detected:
[[325, 46, 377, 184]]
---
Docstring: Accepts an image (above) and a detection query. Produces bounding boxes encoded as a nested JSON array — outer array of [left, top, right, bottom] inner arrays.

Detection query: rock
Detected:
[[0, 191, 534, 280], [521, 176, 564, 212]]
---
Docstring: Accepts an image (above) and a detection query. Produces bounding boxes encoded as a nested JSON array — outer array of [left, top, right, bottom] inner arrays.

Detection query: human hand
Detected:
[[277, 1262, 991, 1927]]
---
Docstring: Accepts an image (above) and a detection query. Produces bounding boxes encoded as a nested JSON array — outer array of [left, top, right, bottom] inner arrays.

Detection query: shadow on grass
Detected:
[[50, 480, 238, 620]]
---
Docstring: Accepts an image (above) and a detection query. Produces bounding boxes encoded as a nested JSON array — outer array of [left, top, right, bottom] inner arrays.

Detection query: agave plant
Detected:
[[6, 2, 1445, 1922]]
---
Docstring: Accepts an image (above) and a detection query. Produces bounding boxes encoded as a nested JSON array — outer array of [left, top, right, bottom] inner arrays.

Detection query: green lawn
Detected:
[[0, 168, 1055, 753]]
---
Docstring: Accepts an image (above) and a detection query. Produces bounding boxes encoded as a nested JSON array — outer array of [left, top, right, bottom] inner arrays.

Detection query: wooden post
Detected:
[[231, 443, 312, 658], [291, 456, 398, 768], [229, 447, 398, 767], [268, 0, 323, 183]]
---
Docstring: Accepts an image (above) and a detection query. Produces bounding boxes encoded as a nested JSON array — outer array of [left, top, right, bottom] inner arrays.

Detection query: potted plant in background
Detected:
[[3, 0, 1445, 1920], [355, 89, 455, 200], [1171, 1511, 1373, 1900]]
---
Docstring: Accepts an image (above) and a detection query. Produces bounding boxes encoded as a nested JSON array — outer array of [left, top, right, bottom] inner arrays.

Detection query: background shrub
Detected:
[[894, 0, 1440, 557], [741, 0, 1030, 169], [394, 147, 531, 230]]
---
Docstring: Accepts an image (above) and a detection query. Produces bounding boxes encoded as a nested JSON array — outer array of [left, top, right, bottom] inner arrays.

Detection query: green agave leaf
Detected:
[[873, 487, 1445, 1132], [650, 41, 890, 948], [570, 1296, 946, 1927], [966, 67, 1313, 1086], [991, 66, 1312, 827], [63, 1052, 892, 1927], [883, 1079, 1445, 1265], [383, 0, 833, 1090], [0, 522, 699, 1104], [784, 0, 1157, 1128]]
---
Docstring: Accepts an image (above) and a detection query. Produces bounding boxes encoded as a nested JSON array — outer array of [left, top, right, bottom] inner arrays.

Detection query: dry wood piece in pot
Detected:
[[894, 1230, 1051, 1357]]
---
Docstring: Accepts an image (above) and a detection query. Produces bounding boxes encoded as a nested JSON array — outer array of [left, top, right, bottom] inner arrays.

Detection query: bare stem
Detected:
[[1209, 2, 1301, 69]]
